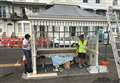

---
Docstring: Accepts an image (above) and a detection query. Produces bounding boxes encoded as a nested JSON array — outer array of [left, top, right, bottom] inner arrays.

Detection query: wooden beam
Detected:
[[0, 64, 22, 68]]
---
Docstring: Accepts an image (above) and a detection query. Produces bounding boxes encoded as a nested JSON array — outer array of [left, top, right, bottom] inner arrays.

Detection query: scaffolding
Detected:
[[21, 4, 108, 78], [107, 6, 120, 79]]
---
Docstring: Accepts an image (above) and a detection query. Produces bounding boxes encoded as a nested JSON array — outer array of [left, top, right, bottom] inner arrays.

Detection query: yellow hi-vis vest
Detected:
[[78, 40, 87, 53]]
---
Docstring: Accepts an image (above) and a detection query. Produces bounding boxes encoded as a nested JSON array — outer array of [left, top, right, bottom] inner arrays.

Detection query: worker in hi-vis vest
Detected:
[[76, 33, 88, 68]]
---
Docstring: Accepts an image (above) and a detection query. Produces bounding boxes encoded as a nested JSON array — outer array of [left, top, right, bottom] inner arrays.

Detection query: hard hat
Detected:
[[80, 32, 84, 35], [79, 32, 84, 38]]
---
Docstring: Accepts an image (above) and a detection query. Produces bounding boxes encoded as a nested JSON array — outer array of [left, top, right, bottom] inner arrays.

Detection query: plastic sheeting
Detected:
[[51, 55, 73, 66]]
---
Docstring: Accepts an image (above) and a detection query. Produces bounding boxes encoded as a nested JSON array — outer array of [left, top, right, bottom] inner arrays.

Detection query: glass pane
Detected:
[[65, 26, 69, 32], [83, 26, 88, 35], [24, 23, 30, 33], [69, 26, 76, 36], [3, 6, 6, 17], [18, 23, 22, 33]]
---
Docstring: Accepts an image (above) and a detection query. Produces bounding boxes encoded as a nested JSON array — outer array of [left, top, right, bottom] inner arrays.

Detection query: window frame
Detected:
[[32, 7, 39, 13], [2, 6, 6, 17], [0, 6, 6, 18], [24, 23, 30, 34]]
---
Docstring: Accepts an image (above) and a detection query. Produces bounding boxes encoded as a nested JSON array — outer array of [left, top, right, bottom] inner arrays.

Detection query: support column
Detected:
[[31, 24, 37, 74], [22, 22, 24, 37], [89, 26, 94, 65], [95, 34, 99, 66], [88, 25, 100, 73], [3, 20, 6, 33], [89, 26, 93, 33]]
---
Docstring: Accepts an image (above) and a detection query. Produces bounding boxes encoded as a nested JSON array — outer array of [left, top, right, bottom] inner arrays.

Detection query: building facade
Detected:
[[0, 0, 120, 37], [0, 0, 50, 37], [79, 0, 120, 19]]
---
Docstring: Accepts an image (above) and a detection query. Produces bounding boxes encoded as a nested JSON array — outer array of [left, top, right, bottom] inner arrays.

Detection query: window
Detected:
[[0, 6, 1, 17], [69, 26, 76, 36], [3, 6, 6, 17], [18, 23, 22, 34], [40, 25, 45, 38], [52, 26, 59, 32], [96, 0, 100, 3], [65, 26, 69, 32], [24, 23, 30, 33], [83, 26, 88, 35], [0, 6, 6, 17], [118, 12, 120, 20], [83, 0, 88, 3], [32, 7, 39, 13], [113, 0, 118, 5]]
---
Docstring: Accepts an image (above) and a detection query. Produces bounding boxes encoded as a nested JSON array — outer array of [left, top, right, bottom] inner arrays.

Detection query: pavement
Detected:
[[0, 44, 119, 83], [0, 48, 22, 64]]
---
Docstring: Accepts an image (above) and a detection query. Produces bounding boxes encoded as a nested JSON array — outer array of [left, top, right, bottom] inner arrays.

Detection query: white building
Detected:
[[0, 0, 120, 37], [0, 0, 50, 37], [79, 0, 120, 19]]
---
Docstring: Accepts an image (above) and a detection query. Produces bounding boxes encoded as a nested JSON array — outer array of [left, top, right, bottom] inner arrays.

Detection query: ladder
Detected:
[[107, 9, 120, 79]]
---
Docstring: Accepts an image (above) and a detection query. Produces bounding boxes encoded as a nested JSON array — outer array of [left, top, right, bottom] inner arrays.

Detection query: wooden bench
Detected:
[[36, 47, 96, 65], [37, 48, 76, 57], [36, 48, 77, 66]]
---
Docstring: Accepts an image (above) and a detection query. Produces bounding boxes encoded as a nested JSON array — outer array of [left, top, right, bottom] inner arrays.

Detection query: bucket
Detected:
[[99, 60, 109, 66]]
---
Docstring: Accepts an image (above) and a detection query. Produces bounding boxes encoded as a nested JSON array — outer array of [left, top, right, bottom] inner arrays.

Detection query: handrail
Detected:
[[108, 13, 120, 78]]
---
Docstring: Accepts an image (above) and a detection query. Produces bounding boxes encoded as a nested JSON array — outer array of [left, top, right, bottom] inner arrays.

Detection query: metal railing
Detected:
[[109, 27, 120, 79], [107, 10, 120, 78]]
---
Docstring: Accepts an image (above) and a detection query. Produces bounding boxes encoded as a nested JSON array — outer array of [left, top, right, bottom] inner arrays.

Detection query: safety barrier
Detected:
[[0, 38, 23, 48]]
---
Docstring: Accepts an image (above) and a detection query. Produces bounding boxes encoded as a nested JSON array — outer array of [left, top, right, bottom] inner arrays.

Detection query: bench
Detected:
[[36, 47, 96, 66], [37, 48, 76, 57], [36, 48, 77, 69]]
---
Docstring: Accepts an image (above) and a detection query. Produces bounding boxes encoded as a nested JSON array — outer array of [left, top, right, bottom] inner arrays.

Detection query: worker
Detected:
[[22, 34, 33, 75], [76, 33, 88, 68]]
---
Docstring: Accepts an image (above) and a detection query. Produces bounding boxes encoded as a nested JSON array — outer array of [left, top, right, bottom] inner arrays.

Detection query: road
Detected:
[[0, 44, 119, 83]]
